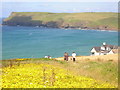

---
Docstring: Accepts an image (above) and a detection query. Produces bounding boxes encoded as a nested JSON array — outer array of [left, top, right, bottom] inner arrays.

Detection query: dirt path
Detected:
[[55, 54, 118, 62]]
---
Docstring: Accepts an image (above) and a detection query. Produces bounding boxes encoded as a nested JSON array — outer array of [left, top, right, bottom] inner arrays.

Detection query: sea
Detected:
[[1, 25, 118, 60]]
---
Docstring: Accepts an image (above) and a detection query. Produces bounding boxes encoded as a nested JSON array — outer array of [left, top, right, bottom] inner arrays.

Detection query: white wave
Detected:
[[108, 30, 117, 32]]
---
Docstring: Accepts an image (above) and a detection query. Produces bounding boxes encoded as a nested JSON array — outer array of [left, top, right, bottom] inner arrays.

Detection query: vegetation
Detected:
[[3, 12, 118, 30], [0, 58, 118, 88]]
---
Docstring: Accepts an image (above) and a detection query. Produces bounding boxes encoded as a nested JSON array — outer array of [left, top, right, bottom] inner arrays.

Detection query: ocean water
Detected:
[[2, 26, 118, 60]]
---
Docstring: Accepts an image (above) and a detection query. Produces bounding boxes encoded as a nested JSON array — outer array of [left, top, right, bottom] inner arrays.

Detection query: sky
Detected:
[[1, 1, 118, 18], [1, 0, 120, 2]]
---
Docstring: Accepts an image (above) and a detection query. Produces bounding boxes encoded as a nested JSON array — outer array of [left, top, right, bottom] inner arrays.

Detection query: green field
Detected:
[[3, 12, 118, 30]]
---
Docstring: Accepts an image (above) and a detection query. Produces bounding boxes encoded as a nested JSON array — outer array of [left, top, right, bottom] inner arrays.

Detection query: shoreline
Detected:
[[3, 12, 118, 32], [2, 25, 118, 32], [1, 54, 118, 62]]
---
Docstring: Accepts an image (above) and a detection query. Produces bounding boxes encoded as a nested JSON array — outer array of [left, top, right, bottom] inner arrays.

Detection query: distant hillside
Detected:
[[3, 12, 118, 30]]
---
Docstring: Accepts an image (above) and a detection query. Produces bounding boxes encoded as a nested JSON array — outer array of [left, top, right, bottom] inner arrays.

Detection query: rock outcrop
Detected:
[[3, 12, 118, 31]]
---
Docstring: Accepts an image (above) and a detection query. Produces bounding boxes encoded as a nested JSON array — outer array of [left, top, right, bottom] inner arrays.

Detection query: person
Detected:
[[64, 52, 69, 61], [72, 52, 76, 62], [48, 55, 52, 59]]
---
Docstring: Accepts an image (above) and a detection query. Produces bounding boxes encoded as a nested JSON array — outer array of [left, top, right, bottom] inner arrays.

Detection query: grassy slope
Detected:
[[56, 54, 118, 62], [0, 57, 118, 86], [4, 12, 118, 30]]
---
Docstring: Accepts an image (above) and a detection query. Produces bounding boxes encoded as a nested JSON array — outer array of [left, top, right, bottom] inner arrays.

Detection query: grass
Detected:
[[1, 62, 116, 88], [0, 57, 118, 87], [4, 12, 118, 30]]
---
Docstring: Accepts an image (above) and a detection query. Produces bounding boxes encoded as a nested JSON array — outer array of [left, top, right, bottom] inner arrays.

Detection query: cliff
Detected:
[[3, 12, 118, 30]]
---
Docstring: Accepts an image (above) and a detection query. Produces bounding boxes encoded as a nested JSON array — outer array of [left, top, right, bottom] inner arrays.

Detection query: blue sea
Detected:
[[2, 26, 118, 60]]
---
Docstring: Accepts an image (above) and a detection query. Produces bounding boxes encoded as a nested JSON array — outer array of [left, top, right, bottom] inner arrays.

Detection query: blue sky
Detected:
[[2, 2, 118, 18], [2, 0, 119, 2]]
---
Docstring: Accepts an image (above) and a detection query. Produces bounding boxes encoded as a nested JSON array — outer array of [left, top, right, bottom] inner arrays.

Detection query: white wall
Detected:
[[91, 48, 100, 56], [107, 50, 114, 55], [91, 48, 96, 52], [101, 46, 105, 50], [94, 52, 100, 55], [91, 52, 100, 56]]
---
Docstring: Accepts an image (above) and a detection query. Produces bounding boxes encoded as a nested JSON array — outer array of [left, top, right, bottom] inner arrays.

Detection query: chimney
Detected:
[[103, 42, 106, 45]]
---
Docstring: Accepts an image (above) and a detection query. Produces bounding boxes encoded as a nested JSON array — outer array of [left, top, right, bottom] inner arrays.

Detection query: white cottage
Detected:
[[91, 42, 118, 56]]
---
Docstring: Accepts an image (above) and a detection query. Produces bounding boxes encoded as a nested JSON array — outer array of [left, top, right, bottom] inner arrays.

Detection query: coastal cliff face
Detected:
[[3, 12, 118, 30]]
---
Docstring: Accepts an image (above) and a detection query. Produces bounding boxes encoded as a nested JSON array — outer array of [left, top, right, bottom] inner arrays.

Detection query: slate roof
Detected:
[[102, 44, 118, 49], [111, 49, 118, 53], [92, 47, 101, 52], [92, 44, 118, 53]]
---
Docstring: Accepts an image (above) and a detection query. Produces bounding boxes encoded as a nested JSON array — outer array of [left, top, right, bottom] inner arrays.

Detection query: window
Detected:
[[104, 53, 107, 55], [92, 52, 95, 55]]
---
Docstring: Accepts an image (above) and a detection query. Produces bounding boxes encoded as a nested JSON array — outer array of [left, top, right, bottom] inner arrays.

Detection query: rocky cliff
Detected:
[[3, 12, 118, 30]]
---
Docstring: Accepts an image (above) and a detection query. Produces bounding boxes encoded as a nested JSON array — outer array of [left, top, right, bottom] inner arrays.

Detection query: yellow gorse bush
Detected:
[[15, 58, 30, 61], [1, 63, 115, 88]]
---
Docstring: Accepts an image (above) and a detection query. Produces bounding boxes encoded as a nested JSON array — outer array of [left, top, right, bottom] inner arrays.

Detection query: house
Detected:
[[90, 42, 118, 56]]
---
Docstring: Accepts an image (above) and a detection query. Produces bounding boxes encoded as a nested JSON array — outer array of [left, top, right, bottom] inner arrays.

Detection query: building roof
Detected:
[[111, 49, 118, 53], [102, 44, 118, 49], [92, 47, 101, 52], [92, 44, 118, 53]]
